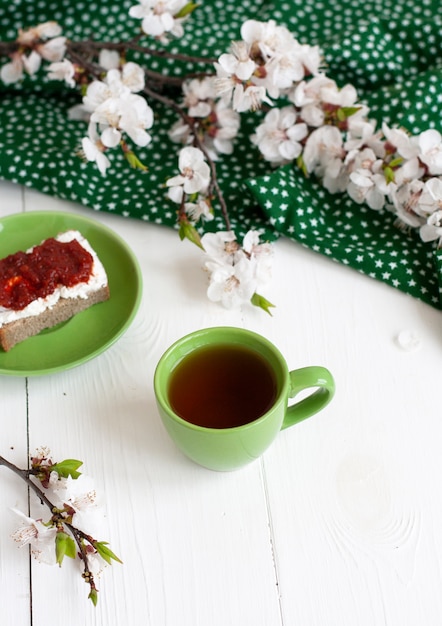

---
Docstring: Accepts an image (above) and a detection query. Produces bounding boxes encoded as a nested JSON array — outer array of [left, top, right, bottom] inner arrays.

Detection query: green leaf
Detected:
[[179, 221, 203, 249], [88, 588, 98, 606], [337, 106, 362, 121], [94, 541, 123, 565], [251, 292, 275, 315], [296, 154, 308, 177], [55, 531, 77, 566], [383, 166, 395, 184], [124, 151, 148, 171], [389, 156, 404, 169], [51, 459, 83, 479], [175, 2, 199, 18]]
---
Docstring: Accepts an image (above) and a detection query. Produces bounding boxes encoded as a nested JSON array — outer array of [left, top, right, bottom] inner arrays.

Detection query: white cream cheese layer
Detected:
[[0, 230, 108, 327]]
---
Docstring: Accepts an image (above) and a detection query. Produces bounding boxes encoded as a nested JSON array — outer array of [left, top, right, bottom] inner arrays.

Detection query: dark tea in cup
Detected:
[[168, 343, 278, 429], [154, 327, 335, 470]]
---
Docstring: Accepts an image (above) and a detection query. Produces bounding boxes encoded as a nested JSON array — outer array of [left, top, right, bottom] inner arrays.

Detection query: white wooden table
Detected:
[[1, 179, 441, 626]]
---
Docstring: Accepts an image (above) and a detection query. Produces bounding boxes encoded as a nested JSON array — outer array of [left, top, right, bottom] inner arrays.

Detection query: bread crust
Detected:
[[0, 285, 110, 352]]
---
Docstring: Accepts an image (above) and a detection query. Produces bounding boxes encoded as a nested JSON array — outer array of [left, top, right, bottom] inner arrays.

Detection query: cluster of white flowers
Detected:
[[201, 230, 273, 309], [217, 23, 442, 245], [0, 21, 66, 84], [214, 19, 322, 112], [80, 61, 154, 175], [129, 0, 194, 42]]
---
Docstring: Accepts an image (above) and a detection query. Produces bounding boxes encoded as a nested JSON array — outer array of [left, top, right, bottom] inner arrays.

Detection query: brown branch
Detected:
[[0, 41, 19, 56], [67, 38, 217, 65]]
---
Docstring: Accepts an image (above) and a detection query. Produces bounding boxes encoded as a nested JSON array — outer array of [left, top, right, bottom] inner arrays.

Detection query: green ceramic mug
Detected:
[[154, 326, 335, 471]]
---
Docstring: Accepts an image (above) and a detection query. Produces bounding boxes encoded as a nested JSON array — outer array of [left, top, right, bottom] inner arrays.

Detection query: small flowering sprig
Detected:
[[0, 21, 66, 84], [0, 449, 121, 606], [1, 8, 442, 312]]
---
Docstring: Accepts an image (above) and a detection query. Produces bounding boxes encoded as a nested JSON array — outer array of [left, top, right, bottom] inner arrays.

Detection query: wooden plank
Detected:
[[22, 194, 282, 625], [0, 182, 32, 625], [259, 238, 442, 626]]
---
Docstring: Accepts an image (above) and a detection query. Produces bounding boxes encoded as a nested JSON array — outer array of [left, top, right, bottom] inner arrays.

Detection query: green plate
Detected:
[[0, 211, 142, 376]]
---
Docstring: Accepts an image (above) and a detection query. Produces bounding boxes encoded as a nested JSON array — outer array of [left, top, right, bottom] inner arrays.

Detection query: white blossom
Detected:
[[200, 230, 239, 264], [11, 509, 57, 565], [251, 105, 308, 165], [48, 473, 103, 535], [291, 75, 333, 108], [417, 177, 442, 216], [394, 177, 442, 224], [302, 125, 345, 176], [205, 256, 257, 309], [17, 21, 62, 45], [217, 41, 257, 82], [166, 146, 211, 195], [415, 129, 442, 175], [84, 63, 145, 114], [82, 123, 111, 175], [345, 116, 384, 156], [0, 54, 24, 84], [181, 77, 216, 117], [241, 19, 288, 58], [37, 36, 66, 62], [22, 49, 42, 75], [290, 75, 334, 127], [393, 156, 425, 187], [185, 198, 214, 222], [389, 179, 427, 228], [320, 82, 358, 107], [201, 230, 273, 309], [382, 122, 420, 160], [215, 47, 271, 112], [420, 209, 442, 244], [209, 100, 240, 156], [118, 94, 154, 146], [119, 61, 146, 93], [129, 0, 188, 40], [99, 49, 121, 70], [242, 230, 273, 286], [347, 167, 387, 210], [232, 82, 271, 112], [46, 58, 76, 87]]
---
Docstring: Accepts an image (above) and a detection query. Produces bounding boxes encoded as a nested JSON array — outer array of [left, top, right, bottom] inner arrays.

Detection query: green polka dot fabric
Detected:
[[0, 0, 442, 309], [245, 168, 441, 307]]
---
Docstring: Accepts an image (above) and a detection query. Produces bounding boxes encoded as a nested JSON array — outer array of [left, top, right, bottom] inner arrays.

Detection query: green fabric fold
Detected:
[[245, 165, 442, 309]]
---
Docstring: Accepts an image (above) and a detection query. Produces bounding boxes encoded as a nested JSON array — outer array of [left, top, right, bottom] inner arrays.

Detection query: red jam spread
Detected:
[[0, 237, 94, 311]]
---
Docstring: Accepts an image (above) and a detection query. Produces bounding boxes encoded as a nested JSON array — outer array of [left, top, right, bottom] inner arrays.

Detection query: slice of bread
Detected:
[[0, 231, 110, 352]]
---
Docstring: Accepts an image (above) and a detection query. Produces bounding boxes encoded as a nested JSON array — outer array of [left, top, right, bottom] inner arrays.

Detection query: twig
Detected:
[[0, 455, 96, 596]]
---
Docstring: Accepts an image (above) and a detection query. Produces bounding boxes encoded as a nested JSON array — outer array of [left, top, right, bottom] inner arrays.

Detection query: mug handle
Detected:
[[281, 366, 335, 430]]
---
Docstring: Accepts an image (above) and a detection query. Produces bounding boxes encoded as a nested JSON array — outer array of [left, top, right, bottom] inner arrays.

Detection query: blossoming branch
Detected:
[[0, 449, 121, 605], [1, 2, 441, 311]]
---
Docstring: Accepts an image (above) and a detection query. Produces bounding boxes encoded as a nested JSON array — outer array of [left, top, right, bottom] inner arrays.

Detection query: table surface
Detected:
[[0, 179, 441, 626]]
